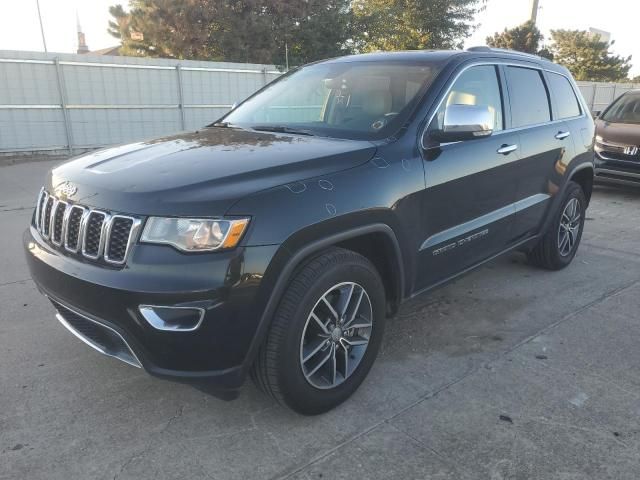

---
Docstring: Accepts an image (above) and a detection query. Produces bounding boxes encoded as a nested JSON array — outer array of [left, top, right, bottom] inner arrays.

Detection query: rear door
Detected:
[[416, 63, 520, 291], [503, 65, 576, 239]]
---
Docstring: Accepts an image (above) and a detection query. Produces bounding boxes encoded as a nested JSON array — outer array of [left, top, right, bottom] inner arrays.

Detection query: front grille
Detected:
[[596, 141, 640, 163], [33, 188, 141, 266], [106, 217, 134, 263], [599, 150, 640, 162], [42, 196, 54, 238], [83, 211, 106, 258], [51, 299, 141, 368], [65, 206, 85, 251], [51, 201, 67, 245]]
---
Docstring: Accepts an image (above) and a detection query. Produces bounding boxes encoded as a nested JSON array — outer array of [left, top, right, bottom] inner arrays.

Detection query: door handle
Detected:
[[555, 131, 571, 140], [497, 144, 518, 155]]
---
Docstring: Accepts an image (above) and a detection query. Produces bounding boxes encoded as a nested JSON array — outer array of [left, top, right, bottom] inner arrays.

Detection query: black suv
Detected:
[[25, 48, 595, 414]]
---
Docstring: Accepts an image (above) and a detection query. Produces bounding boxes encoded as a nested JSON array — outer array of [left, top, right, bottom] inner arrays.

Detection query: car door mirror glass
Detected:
[[429, 104, 494, 144]]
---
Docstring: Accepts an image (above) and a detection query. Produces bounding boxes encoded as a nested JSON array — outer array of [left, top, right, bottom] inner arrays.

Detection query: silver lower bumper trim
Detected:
[[54, 303, 142, 368]]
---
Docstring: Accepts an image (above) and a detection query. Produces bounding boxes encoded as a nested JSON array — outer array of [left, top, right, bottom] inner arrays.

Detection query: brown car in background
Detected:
[[594, 90, 640, 186]]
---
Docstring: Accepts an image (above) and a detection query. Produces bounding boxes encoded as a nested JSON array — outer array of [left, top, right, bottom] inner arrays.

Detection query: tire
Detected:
[[251, 247, 386, 415], [527, 181, 586, 270]]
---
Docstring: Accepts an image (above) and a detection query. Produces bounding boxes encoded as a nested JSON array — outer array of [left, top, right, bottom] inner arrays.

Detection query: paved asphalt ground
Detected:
[[1, 158, 639, 480]]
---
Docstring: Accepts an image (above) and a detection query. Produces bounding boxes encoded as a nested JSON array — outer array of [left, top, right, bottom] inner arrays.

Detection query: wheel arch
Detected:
[[241, 223, 405, 374], [569, 163, 594, 206]]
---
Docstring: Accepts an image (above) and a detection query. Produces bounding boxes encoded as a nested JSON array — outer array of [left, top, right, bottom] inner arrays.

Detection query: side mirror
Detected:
[[429, 104, 494, 144], [592, 110, 601, 118]]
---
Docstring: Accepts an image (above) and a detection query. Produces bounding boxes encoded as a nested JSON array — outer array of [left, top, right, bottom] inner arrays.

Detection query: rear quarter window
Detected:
[[505, 66, 551, 128], [547, 72, 581, 119]]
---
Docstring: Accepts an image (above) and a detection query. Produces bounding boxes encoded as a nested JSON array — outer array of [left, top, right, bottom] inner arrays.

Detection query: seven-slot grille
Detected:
[[34, 188, 141, 265]]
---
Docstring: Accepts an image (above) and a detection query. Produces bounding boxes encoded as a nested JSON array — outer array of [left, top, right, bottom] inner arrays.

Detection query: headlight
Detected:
[[141, 217, 249, 252]]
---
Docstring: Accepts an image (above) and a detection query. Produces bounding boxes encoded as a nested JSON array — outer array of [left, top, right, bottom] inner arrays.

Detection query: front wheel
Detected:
[[251, 247, 386, 415], [527, 181, 586, 270]]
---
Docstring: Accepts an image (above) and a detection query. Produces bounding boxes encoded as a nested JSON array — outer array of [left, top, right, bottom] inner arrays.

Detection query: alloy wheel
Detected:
[[557, 197, 581, 257], [299, 282, 373, 389]]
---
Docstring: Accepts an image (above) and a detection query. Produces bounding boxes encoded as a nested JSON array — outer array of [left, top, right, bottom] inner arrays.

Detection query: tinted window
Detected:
[[548, 72, 581, 119], [601, 92, 640, 124], [506, 67, 550, 127], [432, 65, 504, 132]]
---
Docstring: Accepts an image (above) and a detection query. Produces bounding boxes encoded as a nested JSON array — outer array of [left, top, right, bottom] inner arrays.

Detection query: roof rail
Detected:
[[466, 46, 544, 61]]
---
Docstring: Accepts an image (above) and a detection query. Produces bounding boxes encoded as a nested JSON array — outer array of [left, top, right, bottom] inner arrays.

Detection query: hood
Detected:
[[595, 119, 640, 145], [48, 128, 377, 216]]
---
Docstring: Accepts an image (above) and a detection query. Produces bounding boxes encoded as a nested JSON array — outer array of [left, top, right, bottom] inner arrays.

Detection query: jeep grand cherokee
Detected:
[[25, 47, 595, 414]]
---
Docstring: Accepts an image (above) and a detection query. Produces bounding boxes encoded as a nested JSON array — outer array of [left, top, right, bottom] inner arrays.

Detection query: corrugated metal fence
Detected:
[[577, 81, 640, 114], [1, 50, 638, 155], [0, 50, 281, 154]]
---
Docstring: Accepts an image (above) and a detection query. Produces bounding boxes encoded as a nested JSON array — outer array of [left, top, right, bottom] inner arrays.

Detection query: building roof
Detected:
[[89, 46, 121, 56]]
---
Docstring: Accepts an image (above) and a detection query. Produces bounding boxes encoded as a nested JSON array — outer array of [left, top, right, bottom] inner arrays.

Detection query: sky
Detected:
[[0, 0, 638, 76]]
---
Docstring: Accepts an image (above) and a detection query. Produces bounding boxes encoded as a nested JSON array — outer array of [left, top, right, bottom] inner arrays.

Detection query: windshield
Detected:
[[220, 60, 443, 140], [601, 92, 640, 124]]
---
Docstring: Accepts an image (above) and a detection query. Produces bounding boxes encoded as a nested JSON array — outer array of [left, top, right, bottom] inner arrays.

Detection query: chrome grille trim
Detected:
[[104, 216, 143, 265], [50, 200, 68, 246], [33, 188, 141, 266], [64, 205, 88, 253], [40, 192, 52, 237], [82, 210, 110, 260], [34, 187, 45, 232]]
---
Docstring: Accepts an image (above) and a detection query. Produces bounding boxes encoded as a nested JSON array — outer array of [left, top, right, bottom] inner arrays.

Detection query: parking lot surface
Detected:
[[1, 158, 639, 480]]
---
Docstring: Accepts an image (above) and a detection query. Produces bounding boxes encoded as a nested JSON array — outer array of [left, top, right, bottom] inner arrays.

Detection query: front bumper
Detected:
[[594, 151, 640, 186], [24, 225, 280, 388]]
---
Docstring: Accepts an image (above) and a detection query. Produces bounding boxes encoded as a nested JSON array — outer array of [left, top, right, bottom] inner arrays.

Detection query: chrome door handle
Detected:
[[497, 144, 518, 155], [555, 131, 571, 140]]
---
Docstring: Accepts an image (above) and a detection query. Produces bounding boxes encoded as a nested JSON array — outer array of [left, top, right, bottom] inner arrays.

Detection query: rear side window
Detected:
[[547, 72, 581, 119], [505, 66, 551, 127]]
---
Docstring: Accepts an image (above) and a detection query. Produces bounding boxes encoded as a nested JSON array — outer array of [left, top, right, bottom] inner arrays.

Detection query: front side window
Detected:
[[547, 72, 581, 119], [431, 65, 504, 132], [506, 66, 551, 128], [222, 61, 444, 140], [601, 92, 640, 124]]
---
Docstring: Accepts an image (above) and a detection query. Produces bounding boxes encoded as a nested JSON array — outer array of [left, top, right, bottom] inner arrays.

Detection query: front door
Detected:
[[415, 64, 520, 291]]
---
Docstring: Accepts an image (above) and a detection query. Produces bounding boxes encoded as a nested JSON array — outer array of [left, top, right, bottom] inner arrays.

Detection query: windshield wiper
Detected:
[[251, 125, 315, 136]]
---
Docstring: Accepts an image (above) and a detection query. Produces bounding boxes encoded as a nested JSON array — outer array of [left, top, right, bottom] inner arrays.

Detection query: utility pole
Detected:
[[285, 42, 289, 71], [530, 0, 540, 25], [36, 0, 48, 52]]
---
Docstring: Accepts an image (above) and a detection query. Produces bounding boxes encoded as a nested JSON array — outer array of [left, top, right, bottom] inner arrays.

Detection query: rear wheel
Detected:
[[251, 247, 385, 415], [528, 181, 586, 270]]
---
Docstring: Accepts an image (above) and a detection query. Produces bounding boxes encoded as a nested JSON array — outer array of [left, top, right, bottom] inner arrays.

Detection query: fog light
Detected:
[[139, 305, 205, 332]]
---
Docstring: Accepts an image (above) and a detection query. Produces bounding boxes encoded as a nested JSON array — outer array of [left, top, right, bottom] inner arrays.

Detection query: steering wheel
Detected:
[[371, 112, 399, 131]]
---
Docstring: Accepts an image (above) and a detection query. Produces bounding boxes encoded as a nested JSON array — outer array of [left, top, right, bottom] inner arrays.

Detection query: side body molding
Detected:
[[420, 193, 550, 251]]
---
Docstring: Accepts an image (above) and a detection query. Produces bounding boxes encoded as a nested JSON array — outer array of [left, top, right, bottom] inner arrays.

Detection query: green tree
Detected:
[[486, 20, 551, 59], [108, 1, 224, 60], [550, 29, 631, 82], [108, 0, 353, 66], [352, 0, 485, 52]]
